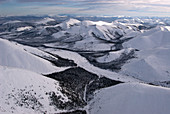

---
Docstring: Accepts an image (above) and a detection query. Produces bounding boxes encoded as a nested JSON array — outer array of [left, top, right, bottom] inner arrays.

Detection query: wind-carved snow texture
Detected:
[[1, 16, 170, 114]]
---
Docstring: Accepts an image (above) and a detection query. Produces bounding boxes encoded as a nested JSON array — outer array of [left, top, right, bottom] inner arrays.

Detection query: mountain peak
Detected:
[[36, 17, 55, 24]]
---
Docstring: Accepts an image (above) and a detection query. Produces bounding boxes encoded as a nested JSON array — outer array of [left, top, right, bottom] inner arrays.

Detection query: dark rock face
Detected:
[[33, 52, 77, 67], [45, 52, 77, 67], [44, 26, 62, 35], [47, 55, 77, 67], [80, 49, 136, 72], [149, 81, 170, 88], [45, 67, 122, 110], [59, 110, 87, 114], [46, 21, 60, 26], [0, 22, 35, 32]]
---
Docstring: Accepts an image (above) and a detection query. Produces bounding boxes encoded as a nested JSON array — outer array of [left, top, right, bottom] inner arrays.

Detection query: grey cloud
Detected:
[[134, 3, 170, 8], [17, 0, 85, 2], [2, 0, 170, 16], [0, 0, 8, 2], [17, 0, 56, 2]]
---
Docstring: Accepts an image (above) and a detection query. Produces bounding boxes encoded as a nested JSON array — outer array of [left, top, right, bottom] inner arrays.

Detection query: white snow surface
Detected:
[[89, 83, 170, 114], [165, 26, 170, 31], [124, 26, 170, 50], [0, 38, 67, 74], [0, 66, 69, 114], [56, 18, 81, 29], [121, 47, 170, 82], [36, 17, 55, 24], [121, 26, 170, 82], [3, 20, 22, 25], [91, 21, 113, 26], [17, 26, 33, 31]]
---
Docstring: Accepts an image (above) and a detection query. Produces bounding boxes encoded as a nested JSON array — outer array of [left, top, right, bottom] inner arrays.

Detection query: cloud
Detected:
[[16, 0, 85, 3], [17, 0, 56, 2], [14, 0, 170, 8], [1, 0, 170, 16], [0, 0, 8, 3]]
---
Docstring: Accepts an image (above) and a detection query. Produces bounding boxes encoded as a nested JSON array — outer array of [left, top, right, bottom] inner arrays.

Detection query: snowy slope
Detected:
[[89, 83, 170, 114], [0, 66, 69, 114], [0, 39, 66, 74], [123, 26, 170, 50], [121, 26, 170, 82], [121, 48, 170, 82]]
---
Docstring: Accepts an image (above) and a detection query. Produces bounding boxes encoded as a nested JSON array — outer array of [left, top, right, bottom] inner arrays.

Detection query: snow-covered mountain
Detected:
[[0, 38, 67, 74], [36, 17, 56, 25], [121, 26, 170, 82], [48, 18, 140, 51], [1, 16, 170, 114], [89, 83, 170, 114]]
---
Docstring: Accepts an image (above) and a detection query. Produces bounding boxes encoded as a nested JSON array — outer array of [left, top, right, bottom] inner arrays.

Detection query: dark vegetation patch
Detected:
[[7, 87, 45, 113], [59, 110, 87, 114], [45, 67, 98, 109], [45, 67, 122, 110], [86, 77, 122, 100]]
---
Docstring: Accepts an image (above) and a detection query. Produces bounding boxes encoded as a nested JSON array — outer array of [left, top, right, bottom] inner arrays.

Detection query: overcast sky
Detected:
[[0, 0, 170, 16]]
